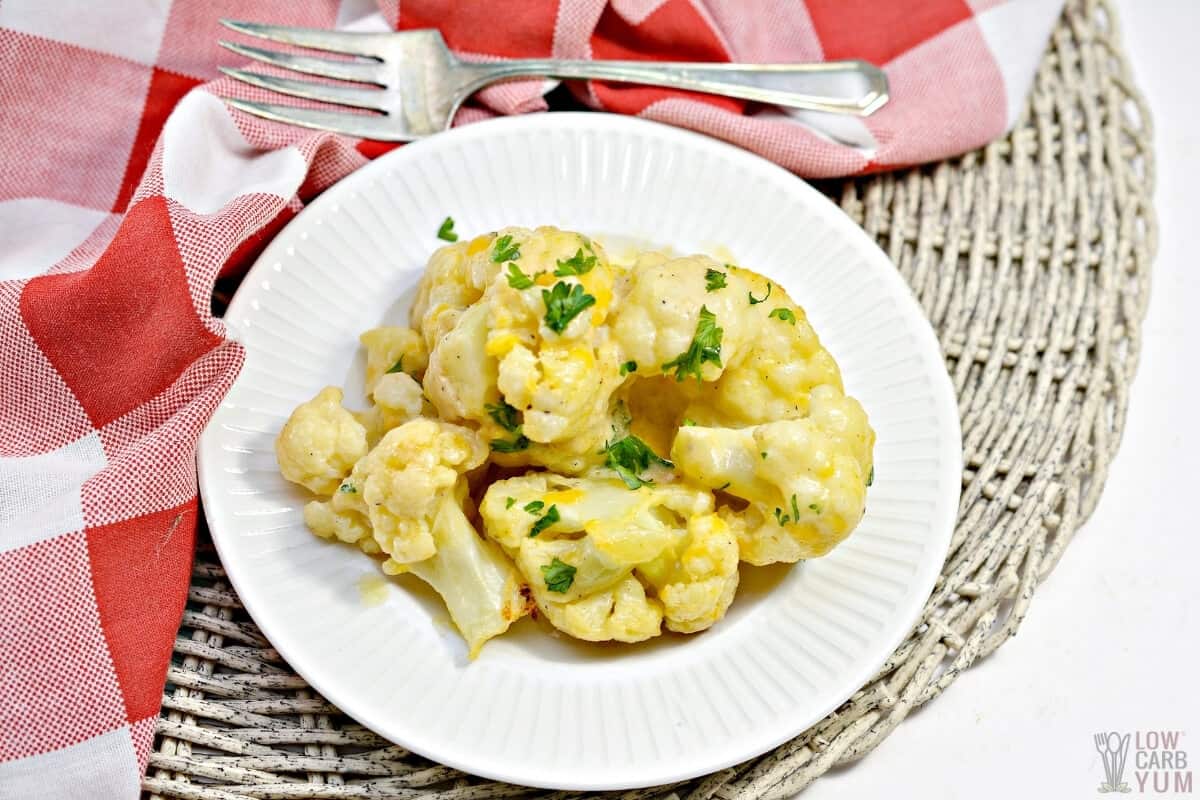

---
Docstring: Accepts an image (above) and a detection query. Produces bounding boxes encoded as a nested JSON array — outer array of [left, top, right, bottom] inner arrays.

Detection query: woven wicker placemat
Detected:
[[145, 1, 1156, 797]]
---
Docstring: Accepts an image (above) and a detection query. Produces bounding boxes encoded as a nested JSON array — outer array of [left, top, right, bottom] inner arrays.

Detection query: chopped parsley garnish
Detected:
[[523, 500, 545, 514], [540, 557, 576, 592], [505, 497, 516, 509], [529, 505, 560, 537], [661, 306, 723, 383], [761, 451, 768, 460], [705, 268, 727, 292], [774, 495, 807, 526], [490, 434, 530, 453], [867, 465, 875, 486], [491, 234, 520, 263], [809, 502, 822, 514], [554, 247, 597, 276], [681, 418, 697, 427], [485, 401, 521, 433], [339, 483, 356, 494], [769, 307, 796, 325], [506, 262, 536, 289], [542, 281, 596, 334], [385, 357, 404, 374], [436, 216, 458, 242], [486, 399, 528, 451], [748, 282, 772, 305], [620, 360, 638, 376], [603, 434, 673, 489]]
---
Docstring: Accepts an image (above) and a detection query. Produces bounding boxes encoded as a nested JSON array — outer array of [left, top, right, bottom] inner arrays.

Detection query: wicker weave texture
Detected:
[[146, 1, 1156, 797]]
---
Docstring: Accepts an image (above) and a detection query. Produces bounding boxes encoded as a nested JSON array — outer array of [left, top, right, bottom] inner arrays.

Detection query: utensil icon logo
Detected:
[[1094, 731, 1133, 793]]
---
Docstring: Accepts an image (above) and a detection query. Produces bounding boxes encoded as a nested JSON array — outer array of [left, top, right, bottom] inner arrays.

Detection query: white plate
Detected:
[[198, 113, 961, 791]]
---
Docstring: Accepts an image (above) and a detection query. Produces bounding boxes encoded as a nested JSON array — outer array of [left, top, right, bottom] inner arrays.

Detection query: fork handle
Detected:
[[460, 58, 888, 116]]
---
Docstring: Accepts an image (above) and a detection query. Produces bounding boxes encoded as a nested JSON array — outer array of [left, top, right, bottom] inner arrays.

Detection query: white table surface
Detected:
[[797, 2, 1199, 797]]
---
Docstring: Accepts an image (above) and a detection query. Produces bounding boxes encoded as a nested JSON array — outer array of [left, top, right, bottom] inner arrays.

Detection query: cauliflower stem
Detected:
[[401, 488, 532, 657]]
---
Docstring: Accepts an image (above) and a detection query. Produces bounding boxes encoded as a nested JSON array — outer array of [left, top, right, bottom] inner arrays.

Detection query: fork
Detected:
[[1094, 732, 1114, 791], [217, 20, 888, 142]]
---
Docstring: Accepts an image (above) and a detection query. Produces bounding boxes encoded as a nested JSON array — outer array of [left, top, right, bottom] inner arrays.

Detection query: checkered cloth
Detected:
[[0, 0, 1062, 796]]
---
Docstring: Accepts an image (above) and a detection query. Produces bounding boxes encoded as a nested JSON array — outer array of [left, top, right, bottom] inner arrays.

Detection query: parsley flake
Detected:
[[529, 505, 560, 538], [506, 262, 537, 289], [867, 465, 875, 487], [603, 434, 673, 489], [487, 400, 529, 451], [490, 434, 530, 453], [540, 557, 576, 592], [436, 216, 458, 242], [791, 494, 802, 521], [554, 247, 597, 276], [809, 502, 822, 514], [761, 451, 768, 460], [485, 401, 521, 433], [774, 507, 789, 526], [769, 307, 796, 325], [523, 500, 545, 514], [339, 483, 356, 494], [491, 234, 520, 263], [681, 418, 697, 427], [505, 497, 516, 509], [385, 357, 405, 374], [705, 268, 727, 292], [542, 281, 596, 334], [661, 306, 723, 383], [748, 282, 772, 305], [620, 360, 638, 376]]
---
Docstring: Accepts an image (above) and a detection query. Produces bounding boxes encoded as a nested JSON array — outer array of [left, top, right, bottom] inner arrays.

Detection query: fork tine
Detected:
[[222, 98, 412, 142], [220, 19, 392, 58], [220, 68, 393, 113], [219, 41, 386, 85]]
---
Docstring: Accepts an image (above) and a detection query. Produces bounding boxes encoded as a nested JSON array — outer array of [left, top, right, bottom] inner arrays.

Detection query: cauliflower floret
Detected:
[[423, 302, 498, 424], [373, 371, 425, 419], [481, 229, 619, 441], [348, 418, 487, 565], [637, 512, 739, 633], [411, 234, 503, 350], [484, 337, 622, 473], [413, 226, 612, 353], [396, 487, 532, 658], [360, 326, 428, 394], [694, 296, 842, 427], [480, 473, 710, 558], [479, 473, 712, 642], [513, 533, 632, 604], [671, 385, 874, 563], [717, 505, 804, 566], [611, 255, 759, 384], [502, 342, 619, 444], [421, 227, 625, 471], [537, 574, 664, 643], [276, 387, 368, 496], [355, 370, 428, 446], [611, 261, 840, 431], [302, 492, 375, 552]]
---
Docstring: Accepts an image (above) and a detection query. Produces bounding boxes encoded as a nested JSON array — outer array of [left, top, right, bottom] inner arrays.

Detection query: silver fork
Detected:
[[217, 19, 888, 142]]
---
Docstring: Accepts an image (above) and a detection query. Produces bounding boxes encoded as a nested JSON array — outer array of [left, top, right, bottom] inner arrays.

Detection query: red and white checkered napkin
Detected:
[[0, 0, 1061, 795]]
